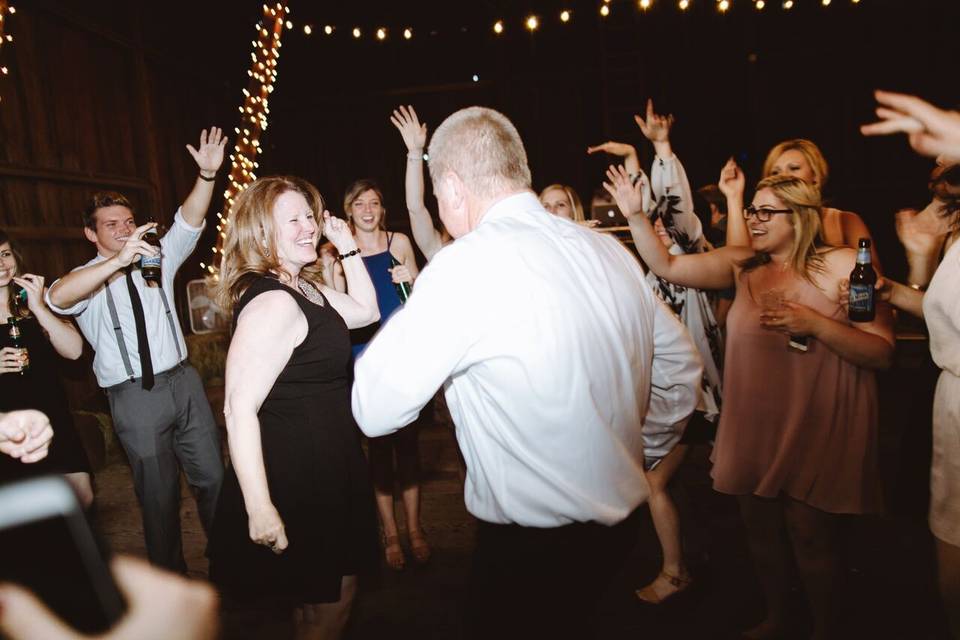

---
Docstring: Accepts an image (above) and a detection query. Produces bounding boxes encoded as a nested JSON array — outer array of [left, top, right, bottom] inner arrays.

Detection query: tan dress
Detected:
[[925, 238, 960, 546], [711, 268, 882, 514]]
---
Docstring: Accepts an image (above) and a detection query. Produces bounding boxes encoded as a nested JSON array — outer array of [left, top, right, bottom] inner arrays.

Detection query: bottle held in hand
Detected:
[[7, 315, 29, 374], [390, 255, 411, 304], [848, 238, 877, 323], [140, 218, 162, 287], [11, 283, 26, 316]]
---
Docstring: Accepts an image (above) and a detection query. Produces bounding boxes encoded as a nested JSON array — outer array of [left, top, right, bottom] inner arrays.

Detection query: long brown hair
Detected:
[[212, 176, 326, 313], [0, 230, 29, 319], [739, 175, 826, 284]]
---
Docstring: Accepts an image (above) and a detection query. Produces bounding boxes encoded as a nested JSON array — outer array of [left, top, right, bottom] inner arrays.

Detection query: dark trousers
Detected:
[[465, 508, 642, 640], [106, 364, 223, 572]]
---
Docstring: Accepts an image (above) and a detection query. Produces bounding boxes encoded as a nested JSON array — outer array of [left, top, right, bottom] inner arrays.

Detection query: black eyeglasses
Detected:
[[743, 205, 793, 222]]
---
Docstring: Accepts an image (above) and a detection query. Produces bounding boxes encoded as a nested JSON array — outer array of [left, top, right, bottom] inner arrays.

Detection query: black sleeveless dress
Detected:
[[207, 277, 379, 605], [0, 316, 92, 483]]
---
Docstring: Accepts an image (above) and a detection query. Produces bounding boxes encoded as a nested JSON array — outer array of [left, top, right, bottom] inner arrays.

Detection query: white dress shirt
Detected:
[[352, 192, 701, 527], [46, 209, 202, 387]]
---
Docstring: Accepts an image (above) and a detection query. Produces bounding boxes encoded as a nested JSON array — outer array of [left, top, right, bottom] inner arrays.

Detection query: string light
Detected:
[[822, 0, 831, 4], [352, 27, 361, 38], [756, 0, 765, 7], [205, 3, 287, 273], [560, 10, 572, 22], [403, 27, 413, 39], [376, 27, 387, 40], [324, 25, 334, 35], [600, 4, 611, 16], [303, 24, 312, 34], [639, 0, 652, 10], [679, 0, 690, 9], [493, 20, 504, 34], [525, 15, 539, 31], [719, 0, 730, 11], [783, 0, 793, 8], [0, 2, 14, 103]]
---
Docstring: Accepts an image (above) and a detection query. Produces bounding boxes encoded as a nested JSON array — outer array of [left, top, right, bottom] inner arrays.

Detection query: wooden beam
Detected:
[[0, 163, 152, 191], [4, 225, 85, 240]]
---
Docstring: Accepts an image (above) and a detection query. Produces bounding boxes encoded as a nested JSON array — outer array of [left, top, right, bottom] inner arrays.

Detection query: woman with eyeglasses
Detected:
[[605, 168, 893, 640], [724, 139, 882, 270]]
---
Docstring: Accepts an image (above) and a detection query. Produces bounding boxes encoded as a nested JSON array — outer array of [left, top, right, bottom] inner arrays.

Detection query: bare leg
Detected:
[[65, 471, 93, 510], [294, 576, 357, 640], [368, 436, 404, 570], [784, 498, 837, 640], [637, 445, 690, 603], [396, 425, 430, 563], [738, 495, 789, 639], [936, 537, 960, 639]]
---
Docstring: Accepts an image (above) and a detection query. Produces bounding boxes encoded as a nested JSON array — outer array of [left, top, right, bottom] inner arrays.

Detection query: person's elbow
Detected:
[[364, 304, 381, 325], [870, 341, 895, 371], [62, 340, 83, 361], [46, 281, 74, 310]]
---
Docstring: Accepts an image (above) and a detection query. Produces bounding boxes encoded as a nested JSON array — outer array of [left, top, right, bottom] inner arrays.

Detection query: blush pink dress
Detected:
[[711, 268, 883, 514]]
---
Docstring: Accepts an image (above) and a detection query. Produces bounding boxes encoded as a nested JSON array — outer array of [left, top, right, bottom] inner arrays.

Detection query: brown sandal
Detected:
[[408, 528, 432, 565], [635, 571, 692, 605], [383, 534, 405, 571]]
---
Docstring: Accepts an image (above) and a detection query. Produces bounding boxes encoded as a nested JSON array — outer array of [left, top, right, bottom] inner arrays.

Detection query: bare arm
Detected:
[[318, 212, 379, 328], [586, 141, 642, 177], [605, 164, 745, 290], [391, 106, 445, 261], [14, 275, 82, 359], [47, 223, 158, 309], [224, 291, 306, 552], [389, 233, 420, 286], [181, 128, 227, 228]]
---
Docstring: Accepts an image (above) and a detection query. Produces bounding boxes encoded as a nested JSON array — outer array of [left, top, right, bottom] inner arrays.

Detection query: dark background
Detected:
[[0, 0, 956, 400]]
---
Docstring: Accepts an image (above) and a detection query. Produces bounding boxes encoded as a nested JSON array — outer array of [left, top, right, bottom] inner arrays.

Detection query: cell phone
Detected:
[[0, 476, 126, 633]]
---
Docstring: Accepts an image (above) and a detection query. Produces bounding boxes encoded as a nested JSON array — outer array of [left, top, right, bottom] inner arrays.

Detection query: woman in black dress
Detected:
[[208, 176, 380, 639], [0, 230, 93, 507]]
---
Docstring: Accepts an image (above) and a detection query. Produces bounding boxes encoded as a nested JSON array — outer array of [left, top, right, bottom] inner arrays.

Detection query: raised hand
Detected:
[[603, 164, 645, 219], [586, 141, 638, 159], [634, 99, 674, 144], [390, 105, 428, 153], [861, 91, 960, 162], [114, 223, 159, 268], [895, 206, 949, 257], [186, 127, 227, 175], [0, 409, 53, 463], [718, 158, 746, 200], [11, 274, 46, 316], [321, 211, 358, 255]]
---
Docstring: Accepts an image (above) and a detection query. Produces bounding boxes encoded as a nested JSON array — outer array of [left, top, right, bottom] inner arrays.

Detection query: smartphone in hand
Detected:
[[0, 476, 125, 633]]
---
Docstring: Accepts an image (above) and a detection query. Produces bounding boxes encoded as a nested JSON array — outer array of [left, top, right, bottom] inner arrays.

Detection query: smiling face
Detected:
[[84, 205, 137, 256], [768, 149, 819, 186], [0, 242, 18, 287], [272, 190, 319, 275], [747, 188, 795, 254], [540, 187, 574, 220], [348, 189, 385, 233]]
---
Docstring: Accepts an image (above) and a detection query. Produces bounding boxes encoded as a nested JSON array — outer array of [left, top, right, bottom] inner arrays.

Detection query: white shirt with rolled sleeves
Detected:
[[352, 192, 702, 528], [45, 209, 202, 388]]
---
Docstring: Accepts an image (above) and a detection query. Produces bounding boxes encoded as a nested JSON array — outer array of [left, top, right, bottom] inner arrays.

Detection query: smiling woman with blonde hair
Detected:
[[208, 175, 381, 640], [607, 167, 893, 639]]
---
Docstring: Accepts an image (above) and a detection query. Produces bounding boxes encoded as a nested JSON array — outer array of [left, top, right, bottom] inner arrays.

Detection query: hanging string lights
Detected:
[[0, 1, 16, 104], [201, 2, 287, 277]]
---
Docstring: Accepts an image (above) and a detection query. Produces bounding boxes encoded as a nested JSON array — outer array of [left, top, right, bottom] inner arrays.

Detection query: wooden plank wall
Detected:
[[0, 1, 232, 409]]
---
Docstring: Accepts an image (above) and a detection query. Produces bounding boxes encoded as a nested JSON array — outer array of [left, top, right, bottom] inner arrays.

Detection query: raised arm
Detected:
[[861, 90, 960, 163], [14, 275, 82, 360], [47, 222, 158, 309], [181, 128, 227, 228], [604, 164, 744, 290], [223, 291, 307, 554], [586, 141, 642, 177], [391, 106, 444, 261], [719, 158, 749, 248], [316, 212, 379, 328]]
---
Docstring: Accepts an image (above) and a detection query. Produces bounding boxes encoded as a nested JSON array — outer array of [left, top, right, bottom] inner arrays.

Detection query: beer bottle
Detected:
[[848, 238, 877, 323], [7, 316, 29, 374], [11, 284, 26, 316], [390, 255, 411, 304], [140, 218, 162, 287]]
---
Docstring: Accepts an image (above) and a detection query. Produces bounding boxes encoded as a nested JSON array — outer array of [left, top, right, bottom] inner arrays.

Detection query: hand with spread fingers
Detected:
[[0, 409, 53, 463], [186, 127, 228, 176], [391, 105, 428, 154], [602, 164, 645, 220], [861, 90, 960, 163]]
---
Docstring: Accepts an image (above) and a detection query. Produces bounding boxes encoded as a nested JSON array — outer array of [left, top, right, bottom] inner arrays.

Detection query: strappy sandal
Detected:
[[635, 571, 692, 605], [408, 528, 432, 565], [383, 534, 405, 571]]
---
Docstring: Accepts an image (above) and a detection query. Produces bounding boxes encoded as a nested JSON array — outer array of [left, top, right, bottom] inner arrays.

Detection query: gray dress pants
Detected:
[[106, 363, 223, 572]]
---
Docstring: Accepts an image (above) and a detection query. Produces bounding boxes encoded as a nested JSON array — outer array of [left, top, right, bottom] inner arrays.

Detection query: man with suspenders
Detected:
[[46, 129, 226, 572]]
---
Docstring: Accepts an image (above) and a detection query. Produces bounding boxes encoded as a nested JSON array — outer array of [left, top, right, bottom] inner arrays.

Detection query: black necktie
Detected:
[[125, 268, 154, 390]]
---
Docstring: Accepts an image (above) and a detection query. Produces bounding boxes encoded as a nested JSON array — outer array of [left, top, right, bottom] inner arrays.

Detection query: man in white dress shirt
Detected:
[[351, 107, 701, 637], [46, 129, 226, 572]]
